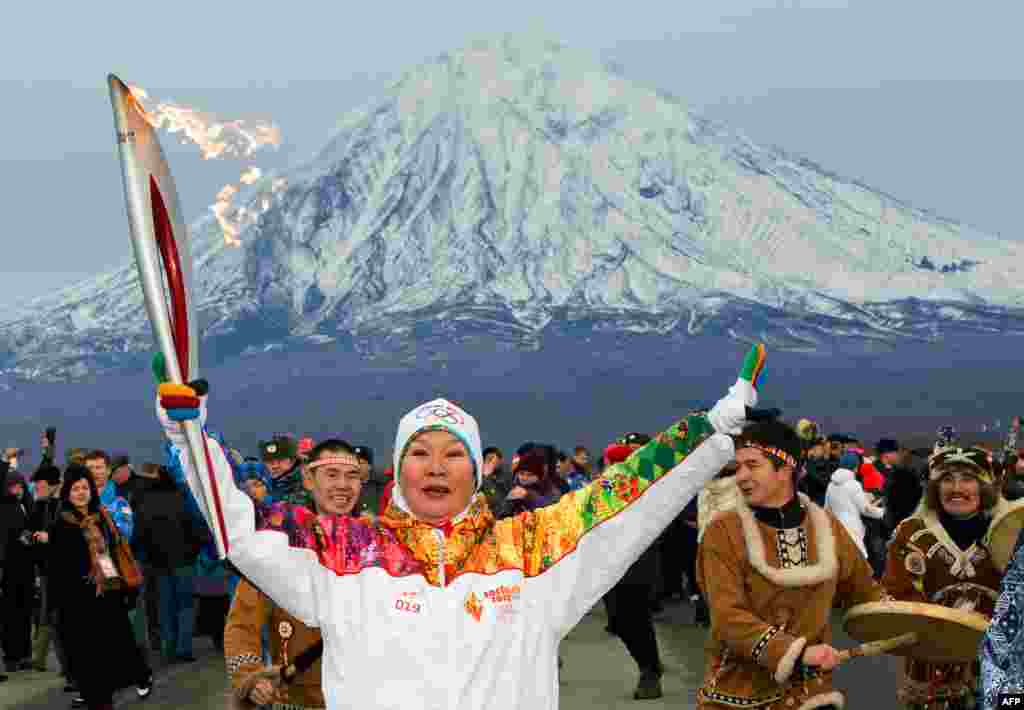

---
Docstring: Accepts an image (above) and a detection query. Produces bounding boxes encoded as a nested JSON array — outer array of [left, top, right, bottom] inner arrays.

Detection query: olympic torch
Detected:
[[107, 74, 229, 558]]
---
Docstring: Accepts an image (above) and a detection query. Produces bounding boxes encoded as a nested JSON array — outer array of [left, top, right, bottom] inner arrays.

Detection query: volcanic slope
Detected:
[[3, 33, 1022, 380]]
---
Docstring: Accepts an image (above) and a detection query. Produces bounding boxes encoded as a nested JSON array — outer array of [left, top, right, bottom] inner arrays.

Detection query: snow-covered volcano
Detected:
[[3, 34, 1024, 381]]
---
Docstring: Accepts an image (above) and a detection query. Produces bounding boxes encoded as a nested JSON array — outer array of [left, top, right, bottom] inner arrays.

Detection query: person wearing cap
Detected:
[[1, 459, 34, 673], [156, 345, 766, 710], [825, 452, 885, 561], [883, 445, 1011, 709], [133, 464, 209, 664], [799, 435, 833, 507], [696, 418, 887, 710], [225, 439, 365, 710], [260, 436, 307, 507], [492, 447, 564, 520], [877, 439, 923, 532], [600, 434, 668, 700], [237, 460, 273, 506], [110, 455, 147, 506], [477, 448, 514, 514], [353, 446, 388, 517], [27, 464, 68, 673]]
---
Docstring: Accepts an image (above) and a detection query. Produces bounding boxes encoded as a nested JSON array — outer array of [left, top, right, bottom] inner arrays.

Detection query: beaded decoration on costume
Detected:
[[775, 527, 810, 569]]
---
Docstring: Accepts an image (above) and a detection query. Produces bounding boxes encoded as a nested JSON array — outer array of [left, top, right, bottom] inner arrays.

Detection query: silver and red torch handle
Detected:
[[108, 74, 229, 559]]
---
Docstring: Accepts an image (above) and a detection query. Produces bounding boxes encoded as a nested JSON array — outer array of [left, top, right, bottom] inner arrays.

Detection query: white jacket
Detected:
[[824, 468, 884, 558], [164, 398, 741, 710]]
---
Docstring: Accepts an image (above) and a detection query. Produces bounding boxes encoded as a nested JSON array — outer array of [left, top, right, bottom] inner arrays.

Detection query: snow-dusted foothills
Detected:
[[3, 34, 1022, 381]]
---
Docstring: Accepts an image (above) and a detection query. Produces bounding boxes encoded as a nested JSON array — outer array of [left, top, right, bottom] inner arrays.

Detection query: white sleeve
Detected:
[[163, 406, 327, 627], [529, 418, 734, 637], [854, 484, 885, 519]]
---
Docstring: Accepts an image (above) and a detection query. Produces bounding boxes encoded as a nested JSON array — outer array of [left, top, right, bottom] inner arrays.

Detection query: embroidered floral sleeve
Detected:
[[523, 414, 715, 576], [503, 413, 733, 633], [980, 530, 1024, 709]]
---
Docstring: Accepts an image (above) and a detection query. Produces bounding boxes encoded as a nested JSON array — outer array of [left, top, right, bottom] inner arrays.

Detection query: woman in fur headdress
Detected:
[[882, 445, 1010, 709]]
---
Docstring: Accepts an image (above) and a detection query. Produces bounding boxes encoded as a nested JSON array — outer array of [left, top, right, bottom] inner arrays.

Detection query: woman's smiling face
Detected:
[[399, 430, 475, 524]]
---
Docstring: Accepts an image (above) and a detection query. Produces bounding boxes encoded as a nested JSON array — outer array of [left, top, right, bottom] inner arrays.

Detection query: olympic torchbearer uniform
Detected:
[[158, 345, 769, 710]]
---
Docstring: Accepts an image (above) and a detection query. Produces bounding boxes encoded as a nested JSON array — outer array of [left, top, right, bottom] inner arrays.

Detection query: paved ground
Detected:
[[6, 601, 902, 709]]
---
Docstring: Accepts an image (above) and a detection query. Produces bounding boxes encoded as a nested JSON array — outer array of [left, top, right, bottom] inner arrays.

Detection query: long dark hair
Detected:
[[59, 464, 102, 516]]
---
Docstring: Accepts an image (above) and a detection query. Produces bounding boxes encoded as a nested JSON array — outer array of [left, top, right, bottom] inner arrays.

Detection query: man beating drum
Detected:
[[696, 418, 889, 709]]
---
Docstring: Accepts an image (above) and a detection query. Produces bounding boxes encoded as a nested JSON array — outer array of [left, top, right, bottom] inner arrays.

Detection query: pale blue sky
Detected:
[[1, 1, 1021, 312]]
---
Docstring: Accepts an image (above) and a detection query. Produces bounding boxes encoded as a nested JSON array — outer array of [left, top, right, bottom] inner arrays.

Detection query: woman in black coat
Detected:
[[48, 466, 153, 710]]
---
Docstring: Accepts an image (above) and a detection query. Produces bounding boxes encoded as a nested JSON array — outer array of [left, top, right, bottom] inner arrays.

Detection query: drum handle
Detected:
[[836, 632, 919, 662]]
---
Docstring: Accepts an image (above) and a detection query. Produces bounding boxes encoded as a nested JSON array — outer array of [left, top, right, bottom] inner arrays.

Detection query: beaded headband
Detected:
[[735, 441, 798, 468], [306, 455, 360, 471]]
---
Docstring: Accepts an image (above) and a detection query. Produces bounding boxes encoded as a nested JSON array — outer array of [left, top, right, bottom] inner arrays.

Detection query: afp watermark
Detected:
[[999, 693, 1024, 706]]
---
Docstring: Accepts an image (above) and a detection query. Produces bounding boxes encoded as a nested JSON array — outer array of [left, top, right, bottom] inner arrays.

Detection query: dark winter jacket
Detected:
[[1004, 473, 1024, 502], [49, 510, 149, 699], [478, 466, 516, 514], [357, 467, 390, 516], [492, 451, 564, 520], [798, 458, 833, 507], [880, 464, 923, 531], [133, 472, 206, 572], [115, 473, 151, 508], [0, 463, 32, 576], [28, 495, 62, 616]]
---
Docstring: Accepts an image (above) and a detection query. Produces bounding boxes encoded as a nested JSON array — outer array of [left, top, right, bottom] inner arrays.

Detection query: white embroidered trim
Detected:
[[226, 653, 263, 676], [736, 494, 838, 588]]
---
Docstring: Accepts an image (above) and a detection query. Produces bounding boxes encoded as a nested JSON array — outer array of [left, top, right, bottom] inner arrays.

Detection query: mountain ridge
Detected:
[[2, 32, 1022, 381]]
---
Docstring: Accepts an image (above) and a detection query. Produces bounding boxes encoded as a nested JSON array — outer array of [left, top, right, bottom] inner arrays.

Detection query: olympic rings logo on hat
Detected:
[[414, 403, 465, 426]]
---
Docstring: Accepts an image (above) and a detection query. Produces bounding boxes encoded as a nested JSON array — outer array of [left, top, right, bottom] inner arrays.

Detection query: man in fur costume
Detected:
[[697, 419, 886, 709], [694, 462, 740, 627], [882, 446, 1010, 709], [225, 439, 365, 709]]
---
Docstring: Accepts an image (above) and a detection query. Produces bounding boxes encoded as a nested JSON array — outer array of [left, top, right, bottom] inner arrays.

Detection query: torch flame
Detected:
[[127, 83, 284, 246], [209, 169, 289, 248]]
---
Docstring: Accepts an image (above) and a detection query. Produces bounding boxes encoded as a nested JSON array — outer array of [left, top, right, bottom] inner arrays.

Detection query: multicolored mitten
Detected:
[[159, 383, 200, 422], [739, 343, 767, 389], [153, 353, 209, 444], [708, 344, 767, 435]]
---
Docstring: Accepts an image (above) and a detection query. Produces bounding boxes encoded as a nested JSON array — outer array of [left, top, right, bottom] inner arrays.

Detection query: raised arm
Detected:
[[517, 344, 764, 635], [157, 383, 329, 627]]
